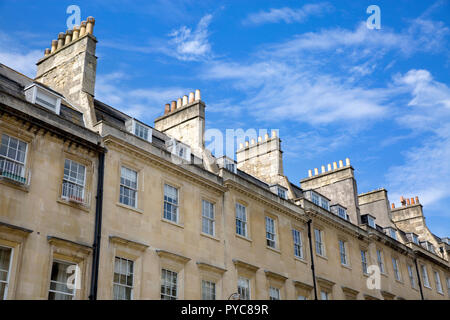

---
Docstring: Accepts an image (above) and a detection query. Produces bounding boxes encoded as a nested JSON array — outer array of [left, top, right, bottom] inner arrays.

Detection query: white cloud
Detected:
[[167, 14, 213, 61], [243, 3, 333, 25], [96, 72, 188, 121], [0, 31, 42, 77], [387, 70, 450, 210]]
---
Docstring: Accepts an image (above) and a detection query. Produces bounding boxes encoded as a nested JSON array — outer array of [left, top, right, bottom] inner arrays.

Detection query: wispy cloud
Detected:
[[0, 31, 42, 77], [243, 3, 333, 25], [387, 69, 450, 209], [96, 72, 188, 121], [166, 14, 213, 61]]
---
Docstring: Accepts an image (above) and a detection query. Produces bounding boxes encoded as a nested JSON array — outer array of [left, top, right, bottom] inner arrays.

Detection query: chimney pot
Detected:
[[345, 158, 350, 166], [391, 203, 395, 209], [308, 169, 312, 177], [170, 101, 176, 112], [64, 30, 73, 45], [182, 95, 188, 106], [164, 103, 170, 114], [245, 141, 249, 148], [400, 196, 406, 206], [44, 48, 50, 56], [327, 163, 332, 171], [257, 136, 262, 143], [79, 21, 87, 37], [72, 26, 80, 40], [86, 16, 96, 35], [177, 98, 182, 109], [239, 143, 244, 150], [321, 165, 325, 173], [314, 168, 319, 176], [189, 92, 194, 103], [415, 196, 419, 203], [251, 139, 255, 145], [333, 162, 337, 170], [271, 130, 277, 138], [406, 198, 410, 205], [194, 89, 201, 101], [57, 32, 65, 49], [411, 197, 415, 205], [339, 160, 343, 168], [264, 133, 269, 140], [51, 40, 57, 53]]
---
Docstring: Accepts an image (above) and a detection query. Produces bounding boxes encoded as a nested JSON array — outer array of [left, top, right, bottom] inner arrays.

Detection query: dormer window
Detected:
[[125, 119, 152, 142], [24, 83, 62, 114], [407, 233, 419, 244], [331, 205, 349, 221], [360, 214, 376, 228], [217, 156, 237, 173], [166, 138, 191, 161], [305, 190, 330, 211], [420, 241, 435, 253], [384, 227, 397, 240], [270, 184, 288, 200]]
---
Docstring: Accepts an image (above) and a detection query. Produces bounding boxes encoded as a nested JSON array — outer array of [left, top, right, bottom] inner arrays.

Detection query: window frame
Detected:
[[376, 249, 385, 274], [112, 256, 134, 300], [237, 276, 251, 300], [434, 270, 443, 294], [421, 264, 430, 288], [160, 268, 178, 300], [269, 286, 281, 300], [48, 259, 77, 300], [314, 228, 325, 257], [361, 250, 368, 274], [392, 257, 401, 281], [0, 245, 13, 300], [62, 158, 87, 203], [163, 184, 179, 223], [119, 166, 138, 208], [201, 199, 215, 236], [407, 264, 416, 289], [292, 229, 303, 259], [339, 240, 348, 266], [235, 203, 248, 238], [201, 280, 216, 300], [265, 216, 277, 249], [0, 134, 28, 182]]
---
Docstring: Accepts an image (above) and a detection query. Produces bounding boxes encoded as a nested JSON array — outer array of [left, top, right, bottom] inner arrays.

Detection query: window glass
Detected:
[[164, 184, 179, 222], [48, 261, 77, 300], [120, 167, 138, 207], [113, 257, 134, 300]]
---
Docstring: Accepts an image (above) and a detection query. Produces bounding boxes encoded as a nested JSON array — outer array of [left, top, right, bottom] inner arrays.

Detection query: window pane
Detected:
[[113, 257, 134, 300], [48, 261, 76, 300]]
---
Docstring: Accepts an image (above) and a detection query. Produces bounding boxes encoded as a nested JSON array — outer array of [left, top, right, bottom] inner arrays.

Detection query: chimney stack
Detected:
[[36, 16, 98, 128]]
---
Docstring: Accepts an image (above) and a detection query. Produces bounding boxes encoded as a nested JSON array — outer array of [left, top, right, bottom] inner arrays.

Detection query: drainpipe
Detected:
[[307, 219, 318, 300], [89, 151, 105, 300], [414, 258, 424, 300]]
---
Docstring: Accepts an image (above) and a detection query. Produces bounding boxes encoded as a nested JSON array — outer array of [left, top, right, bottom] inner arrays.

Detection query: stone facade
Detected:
[[0, 17, 449, 301]]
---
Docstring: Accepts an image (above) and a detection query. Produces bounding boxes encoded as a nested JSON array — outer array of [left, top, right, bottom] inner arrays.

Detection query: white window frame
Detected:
[[201, 200, 215, 236], [314, 229, 325, 256], [0, 246, 13, 300], [269, 286, 280, 300], [119, 166, 138, 208], [292, 229, 303, 259], [392, 258, 401, 281], [235, 203, 248, 238], [421, 265, 430, 288], [237, 277, 250, 300], [0, 134, 28, 183], [337, 207, 347, 220], [377, 249, 385, 274], [265, 216, 276, 249], [62, 159, 86, 203], [367, 216, 376, 228], [434, 271, 443, 294], [24, 83, 62, 114], [113, 257, 134, 300], [163, 184, 179, 223], [48, 260, 77, 300], [201, 280, 216, 300], [361, 250, 368, 274], [407, 264, 416, 289], [339, 240, 348, 266], [161, 269, 178, 300]]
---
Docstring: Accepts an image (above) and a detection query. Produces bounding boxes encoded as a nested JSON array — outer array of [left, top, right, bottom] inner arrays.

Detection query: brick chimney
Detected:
[[154, 90, 205, 158], [35, 17, 98, 128]]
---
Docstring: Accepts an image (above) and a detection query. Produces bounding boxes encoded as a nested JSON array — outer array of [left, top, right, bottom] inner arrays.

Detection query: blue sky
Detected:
[[1, 0, 449, 237]]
